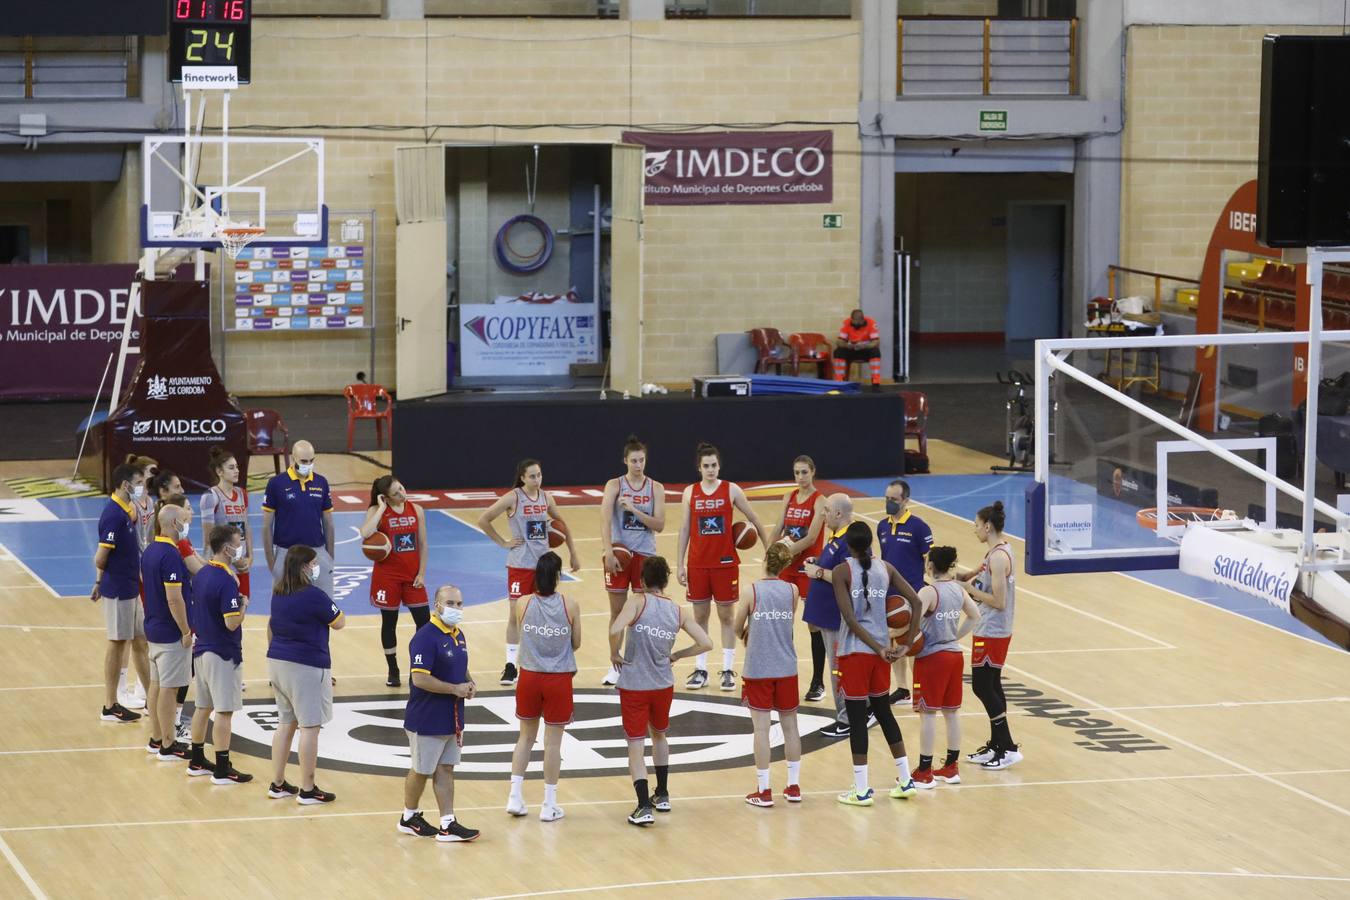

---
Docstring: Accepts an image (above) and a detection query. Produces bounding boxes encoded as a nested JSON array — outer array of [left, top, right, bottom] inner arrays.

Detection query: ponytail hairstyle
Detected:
[[534, 551, 563, 596], [623, 434, 647, 459], [695, 442, 721, 466], [206, 446, 235, 487], [844, 521, 875, 608], [148, 469, 179, 500], [513, 458, 542, 489], [369, 474, 395, 510], [977, 500, 1006, 533], [792, 454, 816, 474], [125, 454, 158, 476], [929, 545, 958, 576], [764, 541, 794, 576]]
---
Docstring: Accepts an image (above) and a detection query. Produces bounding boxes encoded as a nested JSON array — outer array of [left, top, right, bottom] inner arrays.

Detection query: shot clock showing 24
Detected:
[[169, 0, 252, 84]]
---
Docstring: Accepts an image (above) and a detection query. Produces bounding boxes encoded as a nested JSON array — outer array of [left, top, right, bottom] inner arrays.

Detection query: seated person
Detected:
[[833, 308, 881, 388]]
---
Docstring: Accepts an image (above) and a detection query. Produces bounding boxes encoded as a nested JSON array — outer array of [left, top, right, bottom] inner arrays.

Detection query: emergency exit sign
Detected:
[[822, 214, 843, 229], [979, 110, 1007, 132]]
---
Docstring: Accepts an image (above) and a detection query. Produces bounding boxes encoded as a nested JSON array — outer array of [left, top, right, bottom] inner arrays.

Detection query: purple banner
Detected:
[[0, 264, 139, 400], [621, 130, 833, 205]]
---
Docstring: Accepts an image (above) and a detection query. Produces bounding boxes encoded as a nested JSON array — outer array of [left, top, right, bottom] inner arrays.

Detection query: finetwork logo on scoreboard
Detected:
[[181, 67, 239, 89]]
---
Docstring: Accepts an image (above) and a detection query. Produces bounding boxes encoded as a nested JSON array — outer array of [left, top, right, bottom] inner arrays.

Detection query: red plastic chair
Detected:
[[746, 328, 794, 375], [344, 384, 393, 451], [245, 408, 291, 475], [788, 331, 832, 378], [899, 390, 929, 457]]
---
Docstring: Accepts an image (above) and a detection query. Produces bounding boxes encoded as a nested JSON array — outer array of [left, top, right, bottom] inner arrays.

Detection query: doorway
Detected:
[[0, 225, 31, 264], [1005, 202, 1066, 350]]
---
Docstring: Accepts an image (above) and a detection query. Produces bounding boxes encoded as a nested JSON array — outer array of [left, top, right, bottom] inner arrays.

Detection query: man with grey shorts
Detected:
[[261, 440, 335, 597], [141, 505, 195, 759], [92, 463, 150, 723], [187, 525, 253, 785], [397, 586, 480, 843]]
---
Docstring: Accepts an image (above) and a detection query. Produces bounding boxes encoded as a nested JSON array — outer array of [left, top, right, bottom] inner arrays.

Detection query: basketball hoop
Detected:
[[217, 225, 266, 259], [1136, 506, 1239, 530]]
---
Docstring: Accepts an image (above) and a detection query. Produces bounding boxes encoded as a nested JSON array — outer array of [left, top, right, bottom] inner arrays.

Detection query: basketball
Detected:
[[611, 542, 633, 568], [886, 594, 910, 629], [905, 633, 926, 657], [732, 520, 757, 550], [361, 532, 391, 562], [548, 518, 569, 548]]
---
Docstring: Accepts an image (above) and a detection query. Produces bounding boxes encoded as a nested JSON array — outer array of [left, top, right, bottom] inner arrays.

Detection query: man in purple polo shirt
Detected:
[[141, 505, 194, 760], [877, 478, 932, 704], [261, 440, 335, 597], [91, 462, 151, 723]]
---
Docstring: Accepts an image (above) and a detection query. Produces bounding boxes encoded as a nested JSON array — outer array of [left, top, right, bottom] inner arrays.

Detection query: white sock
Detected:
[[175, 706, 184, 724], [506, 644, 519, 666], [117, 669, 128, 692], [543, 783, 557, 806], [403, 808, 419, 820], [787, 760, 801, 787], [756, 768, 769, 792], [441, 814, 455, 827], [509, 774, 524, 798], [722, 648, 735, 671], [852, 764, 869, 794], [695, 653, 707, 670], [895, 755, 912, 784]]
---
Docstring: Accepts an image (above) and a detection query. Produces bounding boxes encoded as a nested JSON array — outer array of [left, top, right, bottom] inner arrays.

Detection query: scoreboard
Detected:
[[169, 0, 252, 84]]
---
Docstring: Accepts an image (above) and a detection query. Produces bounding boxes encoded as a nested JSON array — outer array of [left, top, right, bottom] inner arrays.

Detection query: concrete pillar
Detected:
[[458, 152, 489, 306], [620, 0, 665, 20], [858, 0, 899, 377], [381, 0, 423, 20]]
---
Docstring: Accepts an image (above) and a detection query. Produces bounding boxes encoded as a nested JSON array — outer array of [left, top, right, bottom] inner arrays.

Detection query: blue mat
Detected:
[[748, 374, 860, 396]]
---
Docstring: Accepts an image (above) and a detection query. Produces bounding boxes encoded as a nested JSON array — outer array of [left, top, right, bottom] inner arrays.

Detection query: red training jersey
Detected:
[[780, 489, 823, 576], [688, 480, 737, 569], [376, 502, 421, 581]]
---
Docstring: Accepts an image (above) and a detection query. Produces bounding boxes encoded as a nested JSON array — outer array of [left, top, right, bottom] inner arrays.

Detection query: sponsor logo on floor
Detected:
[[3, 476, 102, 498]]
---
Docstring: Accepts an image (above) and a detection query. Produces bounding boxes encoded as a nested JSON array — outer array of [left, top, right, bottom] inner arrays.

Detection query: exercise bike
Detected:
[[991, 369, 1056, 473]]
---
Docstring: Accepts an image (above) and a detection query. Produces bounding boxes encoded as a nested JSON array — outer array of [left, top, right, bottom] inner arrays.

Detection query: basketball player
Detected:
[[201, 446, 254, 598], [733, 543, 803, 807], [478, 460, 580, 686], [610, 556, 712, 826], [770, 455, 826, 701], [599, 435, 665, 686], [360, 476, 431, 687], [675, 442, 769, 691], [962, 501, 1022, 770], [91, 462, 150, 723], [506, 552, 580, 822], [876, 478, 932, 704], [908, 546, 980, 789], [831, 522, 922, 806]]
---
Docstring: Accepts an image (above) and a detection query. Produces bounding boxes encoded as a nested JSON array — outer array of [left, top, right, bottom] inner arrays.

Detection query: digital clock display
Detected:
[[172, 0, 251, 24], [168, 0, 252, 83]]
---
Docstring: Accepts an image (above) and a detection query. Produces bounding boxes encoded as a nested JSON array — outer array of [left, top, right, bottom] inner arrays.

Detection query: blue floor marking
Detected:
[[835, 474, 1338, 649]]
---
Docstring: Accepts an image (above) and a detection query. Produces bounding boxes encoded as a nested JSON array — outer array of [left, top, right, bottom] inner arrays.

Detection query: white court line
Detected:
[[0, 833, 47, 900], [0, 746, 145, 756], [0, 544, 58, 599], [1005, 660, 1350, 820]]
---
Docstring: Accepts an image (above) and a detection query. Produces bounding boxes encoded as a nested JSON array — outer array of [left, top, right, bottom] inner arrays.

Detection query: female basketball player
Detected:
[[908, 546, 980, 789], [506, 552, 581, 822], [201, 447, 254, 598], [831, 522, 923, 807], [359, 475, 430, 687], [610, 556, 712, 826], [478, 460, 581, 686], [770, 455, 826, 701], [676, 442, 770, 692], [962, 500, 1022, 769], [733, 542, 803, 807], [599, 435, 665, 686]]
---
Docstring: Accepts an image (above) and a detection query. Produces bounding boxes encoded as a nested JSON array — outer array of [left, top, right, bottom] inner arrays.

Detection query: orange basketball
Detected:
[[548, 518, 569, 549], [732, 521, 757, 550], [611, 542, 633, 568], [362, 531, 391, 562], [904, 634, 926, 657], [886, 594, 911, 629]]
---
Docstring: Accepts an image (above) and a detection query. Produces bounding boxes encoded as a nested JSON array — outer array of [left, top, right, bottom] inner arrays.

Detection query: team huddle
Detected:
[[89, 436, 1021, 843]]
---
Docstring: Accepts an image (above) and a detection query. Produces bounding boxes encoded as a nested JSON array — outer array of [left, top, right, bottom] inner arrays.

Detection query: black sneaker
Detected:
[[145, 738, 162, 754], [626, 804, 655, 826], [804, 683, 825, 702], [820, 722, 851, 739], [186, 759, 214, 777], [684, 669, 708, 690], [719, 670, 736, 691], [211, 766, 254, 785], [386, 671, 401, 688], [101, 703, 140, 723], [652, 791, 671, 812], [156, 742, 190, 762], [499, 662, 518, 686], [889, 687, 911, 704], [398, 811, 440, 837], [297, 785, 335, 804], [436, 819, 480, 842], [268, 781, 299, 799]]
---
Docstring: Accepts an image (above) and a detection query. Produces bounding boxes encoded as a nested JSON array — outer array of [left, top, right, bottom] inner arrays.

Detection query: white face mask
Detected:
[[131, 485, 145, 500], [438, 606, 463, 627], [306, 563, 321, 581], [177, 523, 190, 539], [232, 543, 246, 561], [296, 463, 314, 477]]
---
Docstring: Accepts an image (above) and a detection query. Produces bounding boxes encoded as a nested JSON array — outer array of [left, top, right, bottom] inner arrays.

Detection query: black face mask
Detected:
[[885, 499, 902, 516]]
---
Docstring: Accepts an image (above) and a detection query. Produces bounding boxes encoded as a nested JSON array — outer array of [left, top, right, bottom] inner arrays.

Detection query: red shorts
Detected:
[[742, 675, 799, 712], [618, 686, 674, 740], [507, 567, 535, 601], [971, 635, 1012, 668], [912, 650, 964, 711], [687, 566, 738, 604], [604, 552, 649, 593], [515, 669, 575, 726], [778, 569, 810, 600], [370, 573, 428, 610], [838, 652, 891, 700]]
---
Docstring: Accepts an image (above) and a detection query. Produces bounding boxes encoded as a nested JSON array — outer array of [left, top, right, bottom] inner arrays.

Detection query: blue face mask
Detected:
[[439, 606, 463, 627]]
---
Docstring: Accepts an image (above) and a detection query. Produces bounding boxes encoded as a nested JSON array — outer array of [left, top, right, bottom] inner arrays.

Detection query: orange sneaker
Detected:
[[912, 767, 936, 790], [783, 784, 802, 802], [745, 788, 774, 807], [933, 762, 961, 784]]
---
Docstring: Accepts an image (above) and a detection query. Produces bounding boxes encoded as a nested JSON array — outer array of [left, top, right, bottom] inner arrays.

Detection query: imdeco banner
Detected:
[[621, 130, 833, 205]]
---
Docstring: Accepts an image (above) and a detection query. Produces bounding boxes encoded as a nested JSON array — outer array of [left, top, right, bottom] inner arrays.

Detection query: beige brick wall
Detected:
[[91, 147, 142, 266], [183, 17, 859, 393], [1120, 24, 1341, 281]]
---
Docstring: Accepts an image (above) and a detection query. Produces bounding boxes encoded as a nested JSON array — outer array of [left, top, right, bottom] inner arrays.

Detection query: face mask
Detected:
[[131, 485, 145, 500], [177, 523, 190, 539], [885, 499, 902, 516], [232, 543, 246, 561], [438, 606, 463, 627], [306, 563, 321, 581], [296, 463, 314, 477]]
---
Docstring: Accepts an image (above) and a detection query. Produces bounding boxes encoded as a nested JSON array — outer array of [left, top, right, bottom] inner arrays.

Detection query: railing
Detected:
[[1107, 265, 1199, 314], [897, 17, 1078, 96], [0, 37, 140, 100]]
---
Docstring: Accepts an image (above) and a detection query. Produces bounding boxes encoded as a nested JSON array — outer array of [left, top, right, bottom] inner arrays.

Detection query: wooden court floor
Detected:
[[2, 453, 1350, 899]]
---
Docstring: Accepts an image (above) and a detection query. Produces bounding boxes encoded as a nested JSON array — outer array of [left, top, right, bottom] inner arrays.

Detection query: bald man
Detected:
[[141, 504, 194, 759], [262, 440, 335, 596], [801, 494, 859, 738]]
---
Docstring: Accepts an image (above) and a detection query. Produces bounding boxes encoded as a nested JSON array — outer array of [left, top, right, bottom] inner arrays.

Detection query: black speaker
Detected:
[[1257, 35, 1350, 247]]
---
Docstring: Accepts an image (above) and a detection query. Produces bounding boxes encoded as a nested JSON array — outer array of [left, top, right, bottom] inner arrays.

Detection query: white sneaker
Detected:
[[175, 720, 191, 742], [601, 668, 618, 686], [506, 796, 527, 817], [982, 747, 1023, 770], [966, 742, 997, 764], [540, 804, 564, 822], [117, 688, 145, 710]]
